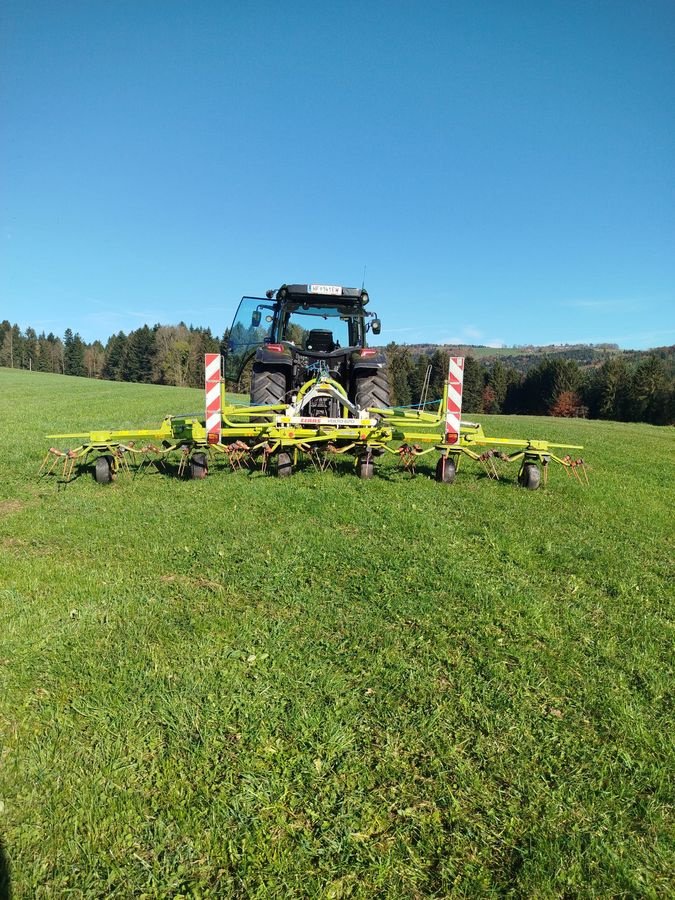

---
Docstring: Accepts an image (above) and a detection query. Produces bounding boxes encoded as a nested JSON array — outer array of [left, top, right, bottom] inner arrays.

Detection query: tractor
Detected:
[[224, 283, 390, 415]]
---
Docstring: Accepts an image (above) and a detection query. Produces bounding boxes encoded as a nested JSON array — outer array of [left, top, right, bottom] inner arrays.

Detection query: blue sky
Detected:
[[1, 0, 673, 349]]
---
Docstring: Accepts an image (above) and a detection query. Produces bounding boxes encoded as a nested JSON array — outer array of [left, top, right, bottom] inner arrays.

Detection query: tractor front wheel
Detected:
[[519, 462, 541, 490], [435, 456, 456, 484]]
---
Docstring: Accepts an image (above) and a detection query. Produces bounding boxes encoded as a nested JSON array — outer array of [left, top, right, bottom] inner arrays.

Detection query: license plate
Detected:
[[308, 284, 342, 296]]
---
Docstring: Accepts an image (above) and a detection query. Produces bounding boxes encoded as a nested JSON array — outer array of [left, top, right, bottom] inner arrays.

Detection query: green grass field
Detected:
[[0, 368, 673, 898]]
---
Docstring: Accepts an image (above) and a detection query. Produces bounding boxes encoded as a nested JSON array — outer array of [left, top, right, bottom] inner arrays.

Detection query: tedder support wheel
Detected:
[[357, 455, 374, 479], [94, 455, 114, 484], [277, 451, 293, 477], [435, 456, 456, 484], [189, 452, 208, 479], [354, 370, 391, 410], [519, 462, 541, 490]]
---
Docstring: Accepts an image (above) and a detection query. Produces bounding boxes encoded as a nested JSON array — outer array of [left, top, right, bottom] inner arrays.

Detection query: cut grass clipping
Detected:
[[0, 368, 673, 897]]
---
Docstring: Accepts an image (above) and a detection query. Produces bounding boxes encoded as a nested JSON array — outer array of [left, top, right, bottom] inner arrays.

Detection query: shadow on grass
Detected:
[[39, 468, 87, 489], [473, 468, 520, 487], [0, 837, 11, 900], [373, 467, 422, 483]]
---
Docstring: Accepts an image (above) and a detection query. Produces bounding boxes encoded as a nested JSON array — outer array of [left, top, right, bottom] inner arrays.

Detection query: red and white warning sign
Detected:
[[205, 353, 221, 442], [445, 356, 464, 444]]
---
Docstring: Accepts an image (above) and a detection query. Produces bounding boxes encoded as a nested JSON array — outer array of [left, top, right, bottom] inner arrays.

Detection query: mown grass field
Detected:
[[0, 367, 673, 898]]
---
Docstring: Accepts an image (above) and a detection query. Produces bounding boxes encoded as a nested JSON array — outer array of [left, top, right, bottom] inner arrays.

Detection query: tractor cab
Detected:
[[225, 283, 381, 384]]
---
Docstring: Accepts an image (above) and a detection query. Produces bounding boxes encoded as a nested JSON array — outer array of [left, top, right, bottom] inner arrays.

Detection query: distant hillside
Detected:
[[379, 342, 675, 376]]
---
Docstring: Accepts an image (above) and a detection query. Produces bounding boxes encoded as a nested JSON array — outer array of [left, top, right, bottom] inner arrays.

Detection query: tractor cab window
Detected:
[[280, 306, 357, 350], [225, 297, 273, 381]]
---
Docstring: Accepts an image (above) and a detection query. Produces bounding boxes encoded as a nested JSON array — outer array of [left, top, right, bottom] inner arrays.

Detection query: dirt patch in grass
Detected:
[[0, 499, 26, 517], [160, 573, 225, 593], [0, 535, 54, 558]]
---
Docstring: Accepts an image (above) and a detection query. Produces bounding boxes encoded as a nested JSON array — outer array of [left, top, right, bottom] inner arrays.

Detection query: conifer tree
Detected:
[[64, 329, 86, 376], [462, 356, 485, 413]]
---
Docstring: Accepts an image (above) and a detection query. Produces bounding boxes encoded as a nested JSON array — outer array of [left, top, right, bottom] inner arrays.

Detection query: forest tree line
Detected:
[[0, 321, 222, 387], [1, 320, 673, 425], [386, 345, 675, 426]]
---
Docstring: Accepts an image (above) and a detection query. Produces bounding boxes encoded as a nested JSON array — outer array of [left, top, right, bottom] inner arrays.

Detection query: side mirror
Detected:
[[251, 310, 262, 328], [371, 318, 381, 335]]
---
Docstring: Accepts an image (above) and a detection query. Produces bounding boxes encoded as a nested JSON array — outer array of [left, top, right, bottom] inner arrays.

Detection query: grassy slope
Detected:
[[0, 368, 673, 898]]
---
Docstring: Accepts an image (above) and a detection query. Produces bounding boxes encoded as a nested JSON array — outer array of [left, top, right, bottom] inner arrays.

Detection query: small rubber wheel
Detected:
[[519, 462, 541, 490], [189, 452, 208, 479], [94, 455, 114, 484], [357, 456, 374, 479], [435, 456, 456, 484], [277, 451, 293, 477]]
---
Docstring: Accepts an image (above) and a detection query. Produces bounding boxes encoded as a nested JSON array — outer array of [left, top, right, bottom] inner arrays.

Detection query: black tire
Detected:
[[277, 451, 293, 477], [189, 452, 208, 480], [519, 462, 541, 490], [354, 368, 390, 411], [357, 455, 374, 479], [250, 364, 287, 407], [94, 455, 114, 484], [435, 456, 456, 484]]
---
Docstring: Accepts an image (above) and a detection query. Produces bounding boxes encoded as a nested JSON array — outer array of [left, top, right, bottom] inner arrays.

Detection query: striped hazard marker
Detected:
[[205, 353, 222, 443], [445, 356, 465, 444]]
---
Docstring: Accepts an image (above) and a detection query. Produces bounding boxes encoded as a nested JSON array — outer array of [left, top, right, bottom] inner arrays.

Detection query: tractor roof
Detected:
[[269, 283, 369, 305]]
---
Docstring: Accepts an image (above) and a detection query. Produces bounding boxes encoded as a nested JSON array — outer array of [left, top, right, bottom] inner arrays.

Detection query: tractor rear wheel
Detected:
[[251, 364, 287, 407], [190, 452, 208, 479], [94, 455, 114, 484], [435, 456, 456, 483], [519, 462, 541, 490], [354, 369, 390, 411], [277, 451, 293, 477]]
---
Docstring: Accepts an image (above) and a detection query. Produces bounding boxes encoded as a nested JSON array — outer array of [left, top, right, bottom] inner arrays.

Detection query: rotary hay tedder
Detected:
[[41, 355, 589, 490]]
